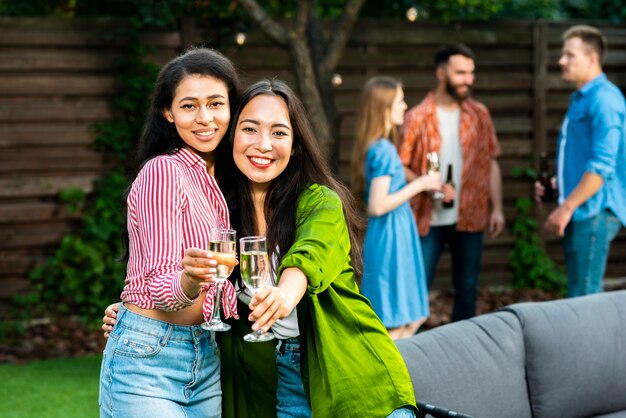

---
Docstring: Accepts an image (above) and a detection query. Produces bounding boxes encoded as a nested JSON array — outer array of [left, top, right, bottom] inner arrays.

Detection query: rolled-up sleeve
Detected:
[[278, 185, 351, 295], [585, 97, 625, 180], [135, 159, 195, 310]]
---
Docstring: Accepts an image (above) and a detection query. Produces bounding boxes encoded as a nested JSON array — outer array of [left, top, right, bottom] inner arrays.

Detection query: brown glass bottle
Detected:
[[539, 152, 555, 203], [443, 164, 455, 209]]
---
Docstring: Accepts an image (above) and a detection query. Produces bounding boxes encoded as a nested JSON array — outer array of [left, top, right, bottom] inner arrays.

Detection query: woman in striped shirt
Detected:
[[99, 47, 241, 418]]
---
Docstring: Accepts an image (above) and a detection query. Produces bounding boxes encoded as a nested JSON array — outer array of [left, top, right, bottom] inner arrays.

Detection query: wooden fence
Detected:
[[1, 17, 625, 316]]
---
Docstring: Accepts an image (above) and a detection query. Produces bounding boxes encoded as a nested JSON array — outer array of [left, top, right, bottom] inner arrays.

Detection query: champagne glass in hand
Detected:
[[426, 151, 444, 199], [240, 236, 275, 342], [202, 228, 237, 331]]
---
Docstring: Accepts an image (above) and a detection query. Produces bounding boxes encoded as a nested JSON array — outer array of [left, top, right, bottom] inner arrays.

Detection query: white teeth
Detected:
[[250, 157, 272, 165], [196, 130, 215, 137]]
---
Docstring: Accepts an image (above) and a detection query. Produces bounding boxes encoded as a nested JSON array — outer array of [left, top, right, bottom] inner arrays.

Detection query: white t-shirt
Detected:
[[431, 107, 463, 226]]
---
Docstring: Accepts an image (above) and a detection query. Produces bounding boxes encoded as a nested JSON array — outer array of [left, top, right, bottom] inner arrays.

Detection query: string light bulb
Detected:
[[406, 6, 418, 22], [235, 32, 247, 46], [332, 73, 343, 87]]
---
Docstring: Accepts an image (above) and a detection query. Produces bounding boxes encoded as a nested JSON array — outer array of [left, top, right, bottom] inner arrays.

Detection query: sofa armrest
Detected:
[[416, 400, 475, 418]]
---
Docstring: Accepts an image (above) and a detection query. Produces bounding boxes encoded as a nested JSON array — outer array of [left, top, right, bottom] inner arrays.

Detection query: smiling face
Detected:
[[233, 94, 293, 192], [439, 54, 475, 101], [163, 74, 230, 164]]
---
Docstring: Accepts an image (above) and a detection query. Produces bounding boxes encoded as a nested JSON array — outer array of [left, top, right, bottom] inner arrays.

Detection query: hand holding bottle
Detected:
[[442, 164, 455, 209]]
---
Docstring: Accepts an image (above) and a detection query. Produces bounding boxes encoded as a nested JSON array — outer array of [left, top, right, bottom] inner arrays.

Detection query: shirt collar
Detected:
[[576, 73, 607, 97], [173, 147, 207, 169]]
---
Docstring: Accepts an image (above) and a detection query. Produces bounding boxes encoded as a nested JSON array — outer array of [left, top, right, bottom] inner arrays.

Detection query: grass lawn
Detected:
[[0, 355, 101, 418]]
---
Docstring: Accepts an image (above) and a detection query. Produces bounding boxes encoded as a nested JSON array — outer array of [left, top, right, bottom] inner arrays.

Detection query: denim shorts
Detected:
[[99, 303, 221, 418], [275, 337, 416, 418]]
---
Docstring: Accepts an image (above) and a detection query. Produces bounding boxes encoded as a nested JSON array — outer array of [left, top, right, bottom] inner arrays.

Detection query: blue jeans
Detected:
[[99, 304, 221, 418], [563, 209, 621, 298], [420, 225, 484, 321], [275, 337, 417, 418], [276, 337, 311, 418]]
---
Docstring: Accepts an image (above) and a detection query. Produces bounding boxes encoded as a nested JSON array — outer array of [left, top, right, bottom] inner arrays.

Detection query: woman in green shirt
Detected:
[[217, 79, 418, 417]]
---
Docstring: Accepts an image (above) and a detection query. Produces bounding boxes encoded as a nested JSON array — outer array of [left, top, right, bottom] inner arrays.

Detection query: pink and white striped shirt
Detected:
[[121, 147, 238, 322]]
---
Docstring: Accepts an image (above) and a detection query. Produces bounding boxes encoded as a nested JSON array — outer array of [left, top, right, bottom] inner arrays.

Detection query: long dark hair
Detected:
[[222, 79, 364, 283], [122, 47, 241, 261], [137, 47, 240, 168]]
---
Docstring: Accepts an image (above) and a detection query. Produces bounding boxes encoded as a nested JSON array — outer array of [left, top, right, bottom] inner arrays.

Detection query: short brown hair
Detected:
[[562, 25, 607, 63]]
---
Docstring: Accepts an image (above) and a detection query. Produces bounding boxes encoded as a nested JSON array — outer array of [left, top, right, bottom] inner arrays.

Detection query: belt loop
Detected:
[[117, 302, 128, 322], [160, 324, 173, 347]]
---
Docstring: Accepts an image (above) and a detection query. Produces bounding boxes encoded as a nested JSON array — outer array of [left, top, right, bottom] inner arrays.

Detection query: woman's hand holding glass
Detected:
[[240, 236, 275, 342], [201, 228, 238, 331], [426, 151, 444, 199], [247, 286, 295, 335], [181, 248, 219, 297]]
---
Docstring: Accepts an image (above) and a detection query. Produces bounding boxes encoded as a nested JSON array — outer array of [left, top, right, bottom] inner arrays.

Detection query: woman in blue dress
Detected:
[[352, 76, 441, 339]]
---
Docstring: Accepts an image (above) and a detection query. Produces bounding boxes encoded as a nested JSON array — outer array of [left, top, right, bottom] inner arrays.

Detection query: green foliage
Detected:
[[21, 170, 129, 322], [508, 168, 566, 293], [11, 22, 159, 328], [0, 0, 70, 17], [560, 0, 626, 22]]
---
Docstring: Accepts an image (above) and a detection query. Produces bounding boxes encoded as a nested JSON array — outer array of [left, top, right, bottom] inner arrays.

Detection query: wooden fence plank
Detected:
[[0, 75, 117, 96], [0, 175, 97, 198], [0, 202, 81, 223], [0, 222, 74, 249], [0, 147, 106, 173], [0, 123, 94, 147], [0, 98, 113, 122], [0, 50, 120, 71]]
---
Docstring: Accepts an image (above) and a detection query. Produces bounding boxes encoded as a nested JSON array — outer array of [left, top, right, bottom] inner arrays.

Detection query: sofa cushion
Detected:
[[592, 412, 626, 418], [396, 310, 531, 418], [504, 290, 626, 418]]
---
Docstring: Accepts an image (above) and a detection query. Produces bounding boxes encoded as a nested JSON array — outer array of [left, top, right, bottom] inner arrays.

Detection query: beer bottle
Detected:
[[539, 152, 554, 202], [443, 164, 455, 209]]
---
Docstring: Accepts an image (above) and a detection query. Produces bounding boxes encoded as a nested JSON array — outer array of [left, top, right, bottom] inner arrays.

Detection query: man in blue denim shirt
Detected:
[[539, 25, 625, 297]]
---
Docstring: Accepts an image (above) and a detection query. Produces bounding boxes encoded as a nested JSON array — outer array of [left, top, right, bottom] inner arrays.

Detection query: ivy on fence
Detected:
[[508, 167, 566, 294]]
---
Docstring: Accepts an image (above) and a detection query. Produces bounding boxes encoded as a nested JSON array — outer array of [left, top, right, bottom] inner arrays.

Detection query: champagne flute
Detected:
[[240, 236, 275, 342], [202, 228, 237, 331], [426, 151, 444, 199]]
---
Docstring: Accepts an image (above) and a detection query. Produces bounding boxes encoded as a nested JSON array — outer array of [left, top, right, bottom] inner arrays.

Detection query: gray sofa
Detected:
[[396, 290, 626, 418]]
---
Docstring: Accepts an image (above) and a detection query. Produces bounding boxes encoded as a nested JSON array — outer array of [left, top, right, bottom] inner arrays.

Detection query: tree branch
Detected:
[[322, 0, 366, 74], [238, 0, 288, 47], [293, 0, 313, 38], [306, 6, 325, 67]]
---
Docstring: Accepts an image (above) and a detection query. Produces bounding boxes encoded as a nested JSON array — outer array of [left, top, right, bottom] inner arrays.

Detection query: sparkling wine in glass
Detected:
[[426, 151, 444, 199], [202, 228, 237, 332], [240, 236, 275, 343]]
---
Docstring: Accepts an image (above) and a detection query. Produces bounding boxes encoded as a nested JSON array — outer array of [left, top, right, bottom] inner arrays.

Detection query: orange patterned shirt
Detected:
[[398, 92, 501, 236]]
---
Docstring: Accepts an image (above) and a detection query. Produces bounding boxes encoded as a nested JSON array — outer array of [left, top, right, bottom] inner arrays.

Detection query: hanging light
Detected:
[[406, 5, 418, 22], [332, 73, 343, 87], [235, 31, 247, 46]]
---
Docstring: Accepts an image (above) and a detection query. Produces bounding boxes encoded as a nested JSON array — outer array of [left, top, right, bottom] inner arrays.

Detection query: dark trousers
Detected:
[[420, 224, 484, 322]]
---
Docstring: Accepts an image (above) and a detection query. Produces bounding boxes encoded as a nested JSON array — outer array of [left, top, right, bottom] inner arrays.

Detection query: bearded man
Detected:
[[398, 43, 504, 321]]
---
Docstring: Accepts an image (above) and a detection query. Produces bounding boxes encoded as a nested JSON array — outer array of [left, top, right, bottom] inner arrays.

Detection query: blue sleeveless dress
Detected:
[[361, 138, 429, 328]]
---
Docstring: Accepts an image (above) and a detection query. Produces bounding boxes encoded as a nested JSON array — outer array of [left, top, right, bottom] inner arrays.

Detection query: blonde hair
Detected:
[[563, 25, 607, 63], [351, 76, 400, 203]]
